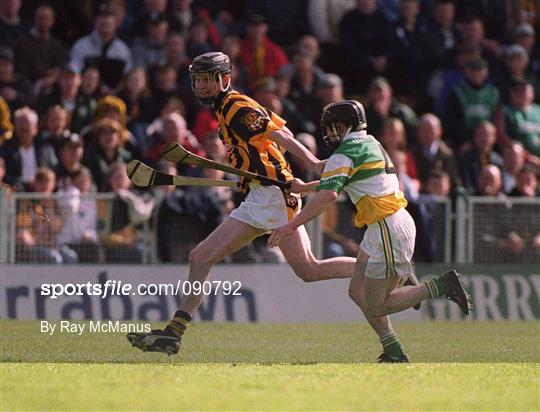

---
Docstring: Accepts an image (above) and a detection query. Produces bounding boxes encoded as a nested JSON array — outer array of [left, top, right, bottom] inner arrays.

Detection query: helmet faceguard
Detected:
[[320, 100, 367, 150], [189, 52, 232, 104]]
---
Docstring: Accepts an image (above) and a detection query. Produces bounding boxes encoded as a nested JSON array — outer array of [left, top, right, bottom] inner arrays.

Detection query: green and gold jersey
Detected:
[[317, 131, 407, 228]]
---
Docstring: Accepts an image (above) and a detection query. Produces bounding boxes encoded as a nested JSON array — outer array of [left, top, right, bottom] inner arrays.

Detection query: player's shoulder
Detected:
[[219, 91, 266, 119], [325, 152, 354, 170]]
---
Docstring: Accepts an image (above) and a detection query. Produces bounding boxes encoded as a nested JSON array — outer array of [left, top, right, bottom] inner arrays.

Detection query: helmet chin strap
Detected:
[[217, 73, 230, 92]]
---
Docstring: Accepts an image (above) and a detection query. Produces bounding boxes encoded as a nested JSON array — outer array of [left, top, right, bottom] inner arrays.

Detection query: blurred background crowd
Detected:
[[0, 0, 538, 264]]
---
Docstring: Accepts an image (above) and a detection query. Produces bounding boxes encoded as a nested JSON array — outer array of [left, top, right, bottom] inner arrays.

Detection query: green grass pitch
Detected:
[[1, 320, 539, 410]]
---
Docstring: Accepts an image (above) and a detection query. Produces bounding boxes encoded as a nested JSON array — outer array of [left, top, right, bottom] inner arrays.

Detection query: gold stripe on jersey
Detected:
[[354, 192, 408, 227], [215, 91, 293, 185], [321, 166, 353, 179], [352, 160, 385, 173]]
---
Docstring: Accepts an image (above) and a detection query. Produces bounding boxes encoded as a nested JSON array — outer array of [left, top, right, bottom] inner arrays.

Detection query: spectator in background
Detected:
[[150, 32, 197, 122], [100, 162, 155, 263], [16, 167, 78, 263], [380, 117, 417, 178], [36, 105, 70, 157], [70, 10, 133, 90], [493, 44, 540, 104], [475, 164, 536, 262], [0, 96, 13, 144], [156, 31, 190, 86], [116, 67, 151, 152], [251, 77, 315, 136], [0, 0, 31, 48], [103, 0, 132, 42], [339, 0, 393, 93], [186, 17, 213, 60], [501, 141, 526, 194], [391, 150, 420, 201], [37, 63, 96, 134], [458, 121, 503, 193], [141, 64, 179, 123], [513, 23, 540, 79], [80, 65, 103, 101], [278, 35, 325, 79], [411, 113, 462, 190], [83, 118, 132, 191], [167, 0, 220, 46], [365, 76, 418, 142], [0, 107, 57, 191], [129, 0, 168, 39], [132, 13, 169, 70], [476, 164, 503, 197], [311, 73, 345, 159], [425, 170, 451, 197], [509, 167, 539, 197], [495, 79, 540, 158], [13, 3, 66, 94], [287, 47, 325, 116], [54, 132, 84, 189], [433, 44, 482, 115], [308, 0, 355, 46], [57, 166, 102, 263], [307, 0, 355, 74], [0, 47, 34, 112], [83, 95, 138, 157], [212, 7, 240, 39], [454, 0, 509, 43], [390, 0, 428, 96], [240, 14, 288, 84], [407, 169, 450, 262], [220, 33, 249, 93], [43, 1, 92, 46], [144, 112, 204, 168], [457, 15, 501, 65], [245, 0, 309, 47], [444, 58, 499, 151], [421, 0, 459, 75]]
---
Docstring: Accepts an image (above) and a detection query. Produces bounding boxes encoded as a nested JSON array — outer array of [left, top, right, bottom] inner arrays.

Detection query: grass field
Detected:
[[1, 320, 539, 410]]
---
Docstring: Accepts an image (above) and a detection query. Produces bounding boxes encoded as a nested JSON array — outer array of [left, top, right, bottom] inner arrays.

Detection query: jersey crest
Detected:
[[240, 110, 266, 132]]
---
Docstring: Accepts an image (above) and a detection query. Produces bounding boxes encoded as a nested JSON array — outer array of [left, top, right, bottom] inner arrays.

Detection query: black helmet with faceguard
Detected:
[[189, 52, 232, 104], [320, 100, 367, 149]]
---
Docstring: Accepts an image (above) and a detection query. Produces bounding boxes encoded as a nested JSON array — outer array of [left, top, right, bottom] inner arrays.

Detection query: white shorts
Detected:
[[230, 183, 300, 231], [360, 208, 416, 280]]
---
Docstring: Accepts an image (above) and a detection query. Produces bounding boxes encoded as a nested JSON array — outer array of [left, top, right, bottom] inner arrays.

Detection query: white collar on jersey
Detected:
[[342, 130, 368, 142]]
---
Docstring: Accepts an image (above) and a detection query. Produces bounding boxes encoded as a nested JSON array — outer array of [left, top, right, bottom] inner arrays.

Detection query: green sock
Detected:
[[380, 332, 404, 358], [425, 275, 448, 298]]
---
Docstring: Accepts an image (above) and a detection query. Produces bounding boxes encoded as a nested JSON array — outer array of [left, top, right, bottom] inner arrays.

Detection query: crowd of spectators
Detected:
[[0, 0, 538, 263]]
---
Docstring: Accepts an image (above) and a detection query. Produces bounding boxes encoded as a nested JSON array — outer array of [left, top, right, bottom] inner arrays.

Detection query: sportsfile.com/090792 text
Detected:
[[40, 280, 243, 299]]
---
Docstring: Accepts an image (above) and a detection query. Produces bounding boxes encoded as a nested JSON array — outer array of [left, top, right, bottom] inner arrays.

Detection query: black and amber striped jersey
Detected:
[[213, 90, 293, 186]]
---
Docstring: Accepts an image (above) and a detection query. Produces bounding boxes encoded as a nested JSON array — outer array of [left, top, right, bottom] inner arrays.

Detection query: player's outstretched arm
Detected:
[[268, 189, 338, 247], [269, 127, 325, 173], [290, 178, 320, 194]]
